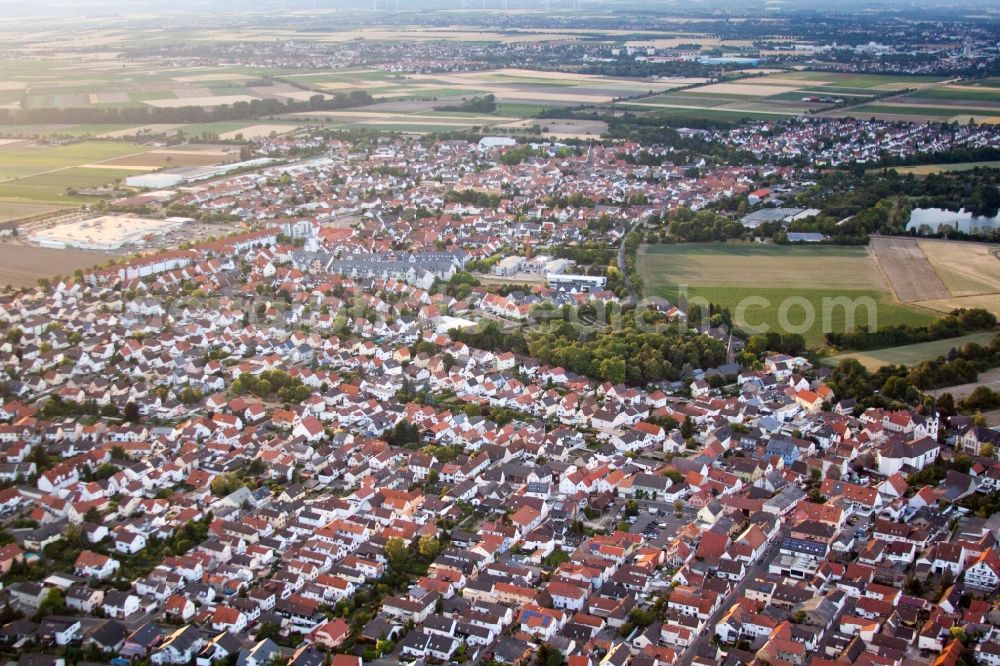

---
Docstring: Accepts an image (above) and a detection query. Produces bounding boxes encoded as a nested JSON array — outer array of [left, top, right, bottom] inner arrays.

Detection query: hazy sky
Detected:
[[0, 0, 998, 17]]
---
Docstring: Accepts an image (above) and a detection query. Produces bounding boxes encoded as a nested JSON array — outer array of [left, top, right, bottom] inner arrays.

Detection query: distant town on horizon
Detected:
[[0, 4, 997, 666]]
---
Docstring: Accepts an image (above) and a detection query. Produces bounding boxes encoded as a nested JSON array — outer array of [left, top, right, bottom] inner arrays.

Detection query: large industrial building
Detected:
[[29, 215, 191, 251], [124, 158, 273, 189]]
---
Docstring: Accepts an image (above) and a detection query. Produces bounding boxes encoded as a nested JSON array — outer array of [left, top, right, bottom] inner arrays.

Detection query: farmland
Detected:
[[0, 51, 703, 136], [637, 242, 935, 346], [825, 331, 1000, 372], [870, 238, 1000, 318], [0, 242, 118, 287], [869, 236, 951, 303], [0, 140, 237, 204], [0, 201, 69, 224], [272, 67, 702, 133], [0, 141, 151, 203], [907, 240, 1000, 317], [886, 161, 1000, 175], [0, 141, 149, 180], [281, 67, 700, 111], [616, 71, 951, 121], [827, 80, 1000, 122], [0, 55, 304, 113], [926, 367, 1000, 401]]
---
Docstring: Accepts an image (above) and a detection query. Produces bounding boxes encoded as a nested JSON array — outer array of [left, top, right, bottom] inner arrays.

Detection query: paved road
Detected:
[[618, 221, 637, 306], [675, 528, 787, 663]]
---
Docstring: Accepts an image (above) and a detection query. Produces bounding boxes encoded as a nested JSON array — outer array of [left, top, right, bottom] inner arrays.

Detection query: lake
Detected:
[[906, 207, 1000, 234]]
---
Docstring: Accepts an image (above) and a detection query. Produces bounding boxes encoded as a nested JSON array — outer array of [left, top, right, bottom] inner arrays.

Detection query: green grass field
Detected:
[[768, 90, 873, 102], [906, 88, 1000, 103], [0, 168, 133, 203], [494, 103, 559, 117], [824, 331, 1000, 371], [281, 69, 402, 84], [776, 71, 945, 88], [0, 124, 137, 138], [794, 86, 877, 96], [638, 243, 935, 347], [0, 141, 148, 179], [636, 107, 793, 121], [637, 93, 743, 107], [0, 141, 153, 203], [344, 122, 481, 132]]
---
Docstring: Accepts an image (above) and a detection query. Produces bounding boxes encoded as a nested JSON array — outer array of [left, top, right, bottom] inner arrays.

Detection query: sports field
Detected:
[[638, 242, 935, 346]]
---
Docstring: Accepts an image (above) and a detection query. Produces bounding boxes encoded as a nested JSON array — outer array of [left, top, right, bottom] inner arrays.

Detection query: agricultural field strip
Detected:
[[826, 332, 1000, 372], [619, 101, 799, 115], [884, 161, 1000, 175], [637, 243, 886, 290], [861, 100, 1000, 112], [926, 367, 1000, 400], [0, 148, 153, 183], [636, 242, 935, 346], [0, 243, 120, 288], [916, 239, 1000, 297], [868, 237, 951, 302]]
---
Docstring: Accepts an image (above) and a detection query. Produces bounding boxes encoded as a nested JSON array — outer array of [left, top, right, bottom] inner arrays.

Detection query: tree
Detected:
[[386, 537, 407, 570], [256, 621, 281, 641], [597, 357, 626, 384], [936, 392, 956, 419], [624, 500, 639, 518], [210, 473, 243, 497], [123, 402, 140, 422], [425, 469, 440, 486], [35, 588, 65, 619], [904, 576, 924, 596], [939, 568, 955, 594], [807, 489, 827, 504], [386, 420, 421, 448], [982, 443, 995, 458], [418, 536, 440, 561], [534, 644, 566, 666], [26, 444, 53, 472]]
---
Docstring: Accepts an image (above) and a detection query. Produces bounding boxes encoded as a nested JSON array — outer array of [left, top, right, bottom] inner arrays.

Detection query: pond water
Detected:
[[906, 207, 1000, 234]]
